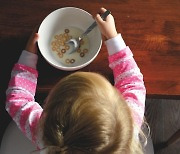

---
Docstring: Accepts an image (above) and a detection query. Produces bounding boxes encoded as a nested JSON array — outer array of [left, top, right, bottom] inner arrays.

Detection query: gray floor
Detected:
[[145, 98, 180, 154]]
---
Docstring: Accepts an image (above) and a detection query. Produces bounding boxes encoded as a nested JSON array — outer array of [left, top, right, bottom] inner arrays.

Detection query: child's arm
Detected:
[[5, 32, 43, 149], [95, 8, 146, 127], [107, 41, 146, 127]]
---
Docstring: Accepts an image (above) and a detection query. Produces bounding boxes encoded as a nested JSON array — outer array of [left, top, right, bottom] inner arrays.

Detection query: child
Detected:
[[6, 8, 146, 153]]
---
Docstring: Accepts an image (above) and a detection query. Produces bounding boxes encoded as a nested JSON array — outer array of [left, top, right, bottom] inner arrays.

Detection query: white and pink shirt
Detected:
[[6, 34, 146, 149]]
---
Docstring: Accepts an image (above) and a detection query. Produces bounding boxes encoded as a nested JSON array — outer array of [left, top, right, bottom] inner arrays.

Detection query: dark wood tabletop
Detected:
[[0, 0, 180, 101]]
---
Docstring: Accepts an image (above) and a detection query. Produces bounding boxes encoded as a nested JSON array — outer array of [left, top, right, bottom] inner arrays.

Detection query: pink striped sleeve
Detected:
[[6, 63, 43, 149], [108, 47, 146, 127]]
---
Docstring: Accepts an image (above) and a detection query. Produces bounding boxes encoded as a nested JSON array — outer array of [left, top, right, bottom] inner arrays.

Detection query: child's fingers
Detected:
[[100, 7, 107, 13], [106, 14, 113, 22], [98, 7, 112, 22], [33, 33, 39, 43], [29, 33, 39, 46], [30, 25, 40, 40], [95, 14, 104, 24], [25, 32, 39, 53]]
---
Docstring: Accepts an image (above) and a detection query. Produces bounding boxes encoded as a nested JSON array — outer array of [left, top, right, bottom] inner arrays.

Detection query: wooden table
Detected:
[[0, 0, 180, 101]]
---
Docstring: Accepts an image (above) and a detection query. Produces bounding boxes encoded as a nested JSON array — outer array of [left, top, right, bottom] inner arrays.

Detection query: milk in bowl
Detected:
[[51, 26, 89, 67]]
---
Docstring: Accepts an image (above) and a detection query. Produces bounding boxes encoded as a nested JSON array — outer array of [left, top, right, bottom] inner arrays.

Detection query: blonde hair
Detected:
[[39, 72, 144, 153]]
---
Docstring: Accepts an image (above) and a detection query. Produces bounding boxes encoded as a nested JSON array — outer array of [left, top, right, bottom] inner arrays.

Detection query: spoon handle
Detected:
[[81, 10, 111, 38], [100, 10, 111, 20]]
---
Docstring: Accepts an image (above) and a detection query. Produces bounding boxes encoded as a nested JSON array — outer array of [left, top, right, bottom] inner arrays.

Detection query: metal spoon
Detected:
[[66, 10, 111, 54]]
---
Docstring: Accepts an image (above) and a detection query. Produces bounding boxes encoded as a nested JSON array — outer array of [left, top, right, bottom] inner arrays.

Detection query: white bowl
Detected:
[[38, 7, 102, 71]]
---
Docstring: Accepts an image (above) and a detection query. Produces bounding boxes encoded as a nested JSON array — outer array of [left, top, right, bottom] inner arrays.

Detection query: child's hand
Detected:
[[25, 28, 39, 54], [95, 8, 118, 40]]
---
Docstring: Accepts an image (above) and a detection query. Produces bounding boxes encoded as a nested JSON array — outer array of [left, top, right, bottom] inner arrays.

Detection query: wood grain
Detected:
[[0, 0, 180, 99]]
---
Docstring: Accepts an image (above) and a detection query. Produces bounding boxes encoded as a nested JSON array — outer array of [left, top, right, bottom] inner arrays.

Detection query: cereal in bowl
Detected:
[[51, 27, 89, 66]]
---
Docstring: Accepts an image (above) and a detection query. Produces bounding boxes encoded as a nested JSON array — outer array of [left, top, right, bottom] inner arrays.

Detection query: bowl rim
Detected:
[[37, 7, 102, 71]]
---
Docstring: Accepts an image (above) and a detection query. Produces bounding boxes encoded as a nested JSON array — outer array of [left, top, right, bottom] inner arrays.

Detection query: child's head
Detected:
[[40, 72, 143, 153]]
